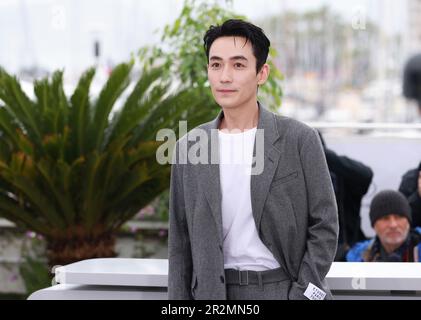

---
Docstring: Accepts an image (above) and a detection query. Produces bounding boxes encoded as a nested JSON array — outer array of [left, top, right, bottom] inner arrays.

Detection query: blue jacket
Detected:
[[346, 227, 421, 262]]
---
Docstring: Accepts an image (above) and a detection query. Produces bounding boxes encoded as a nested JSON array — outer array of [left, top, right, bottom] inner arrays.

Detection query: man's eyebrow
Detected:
[[209, 55, 248, 62], [230, 55, 248, 61]]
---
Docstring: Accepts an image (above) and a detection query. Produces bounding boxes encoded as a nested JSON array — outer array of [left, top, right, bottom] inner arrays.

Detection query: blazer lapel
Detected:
[[250, 104, 281, 231], [200, 112, 224, 244]]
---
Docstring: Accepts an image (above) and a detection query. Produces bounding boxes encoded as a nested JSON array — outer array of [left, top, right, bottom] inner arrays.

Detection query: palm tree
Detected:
[[0, 62, 213, 267]]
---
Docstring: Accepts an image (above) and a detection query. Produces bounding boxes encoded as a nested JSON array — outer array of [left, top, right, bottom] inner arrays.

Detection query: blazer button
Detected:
[[219, 245, 223, 252], [220, 276, 225, 284]]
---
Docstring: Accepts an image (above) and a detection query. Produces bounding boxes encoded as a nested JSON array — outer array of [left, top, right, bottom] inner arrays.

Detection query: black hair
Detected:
[[403, 54, 421, 107], [203, 19, 270, 74]]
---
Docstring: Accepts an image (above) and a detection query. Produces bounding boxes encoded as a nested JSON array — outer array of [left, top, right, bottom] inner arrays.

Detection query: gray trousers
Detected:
[[226, 279, 292, 300]]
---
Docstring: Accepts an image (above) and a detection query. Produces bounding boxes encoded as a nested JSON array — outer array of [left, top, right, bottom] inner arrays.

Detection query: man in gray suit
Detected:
[[168, 19, 338, 300]]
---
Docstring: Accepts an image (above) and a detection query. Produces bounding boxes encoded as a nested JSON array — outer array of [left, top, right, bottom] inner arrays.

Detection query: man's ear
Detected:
[[257, 63, 270, 85]]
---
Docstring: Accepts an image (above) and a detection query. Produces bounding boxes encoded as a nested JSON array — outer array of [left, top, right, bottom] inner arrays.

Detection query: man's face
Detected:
[[374, 214, 410, 249], [207, 36, 269, 109]]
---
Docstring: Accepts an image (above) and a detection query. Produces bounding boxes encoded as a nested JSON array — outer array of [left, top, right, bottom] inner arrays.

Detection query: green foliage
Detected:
[[18, 234, 51, 297], [20, 257, 51, 297], [139, 0, 283, 111], [0, 63, 210, 246], [154, 190, 170, 222]]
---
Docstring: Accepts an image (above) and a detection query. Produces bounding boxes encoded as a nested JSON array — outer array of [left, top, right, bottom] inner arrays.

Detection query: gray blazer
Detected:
[[168, 104, 339, 300]]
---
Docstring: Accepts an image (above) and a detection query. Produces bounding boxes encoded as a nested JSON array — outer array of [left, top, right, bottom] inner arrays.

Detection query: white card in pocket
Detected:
[[303, 282, 326, 300]]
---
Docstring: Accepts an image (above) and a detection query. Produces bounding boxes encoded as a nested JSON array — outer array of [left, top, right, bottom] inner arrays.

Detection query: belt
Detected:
[[224, 268, 289, 286]]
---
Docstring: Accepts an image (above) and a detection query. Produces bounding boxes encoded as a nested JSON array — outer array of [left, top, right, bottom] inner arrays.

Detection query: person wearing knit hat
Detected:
[[347, 190, 421, 262], [369, 190, 412, 227]]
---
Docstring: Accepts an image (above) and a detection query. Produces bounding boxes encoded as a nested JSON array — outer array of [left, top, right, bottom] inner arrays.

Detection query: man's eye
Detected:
[[234, 63, 245, 68], [211, 63, 220, 68]]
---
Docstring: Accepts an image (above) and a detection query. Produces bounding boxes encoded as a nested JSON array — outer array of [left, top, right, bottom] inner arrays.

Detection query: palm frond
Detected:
[[91, 62, 133, 151]]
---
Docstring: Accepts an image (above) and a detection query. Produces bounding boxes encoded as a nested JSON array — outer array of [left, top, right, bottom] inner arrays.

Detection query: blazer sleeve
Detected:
[[288, 128, 339, 300], [168, 142, 193, 300]]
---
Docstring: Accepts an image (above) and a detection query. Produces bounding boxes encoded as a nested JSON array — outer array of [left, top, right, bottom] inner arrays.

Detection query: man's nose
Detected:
[[220, 66, 233, 83], [389, 216, 398, 227]]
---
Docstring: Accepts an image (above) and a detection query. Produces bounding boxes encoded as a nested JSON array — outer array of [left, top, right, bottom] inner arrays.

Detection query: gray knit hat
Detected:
[[369, 190, 412, 226]]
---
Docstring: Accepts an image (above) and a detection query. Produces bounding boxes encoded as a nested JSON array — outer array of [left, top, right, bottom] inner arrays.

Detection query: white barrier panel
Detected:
[[28, 259, 421, 300]]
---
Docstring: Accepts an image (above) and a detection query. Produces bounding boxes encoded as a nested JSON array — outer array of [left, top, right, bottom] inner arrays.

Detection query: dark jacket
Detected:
[[324, 149, 373, 260], [399, 163, 421, 227]]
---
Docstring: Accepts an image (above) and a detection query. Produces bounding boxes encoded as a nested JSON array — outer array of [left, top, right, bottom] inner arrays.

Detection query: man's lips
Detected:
[[217, 89, 237, 93], [386, 231, 402, 236]]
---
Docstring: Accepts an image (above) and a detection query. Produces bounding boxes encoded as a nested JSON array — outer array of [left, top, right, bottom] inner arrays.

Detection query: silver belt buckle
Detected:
[[239, 270, 249, 285]]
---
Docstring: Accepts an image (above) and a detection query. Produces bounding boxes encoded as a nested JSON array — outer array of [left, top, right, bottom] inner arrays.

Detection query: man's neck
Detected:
[[219, 101, 259, 132], [380, 235, 409, 255]]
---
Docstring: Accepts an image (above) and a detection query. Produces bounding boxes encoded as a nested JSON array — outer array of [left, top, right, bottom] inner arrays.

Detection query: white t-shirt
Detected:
[[218, 127, 280, 271]]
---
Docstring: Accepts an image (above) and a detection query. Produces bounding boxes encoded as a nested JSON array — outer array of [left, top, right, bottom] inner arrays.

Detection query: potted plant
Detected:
[[0, 62, 210, 268]]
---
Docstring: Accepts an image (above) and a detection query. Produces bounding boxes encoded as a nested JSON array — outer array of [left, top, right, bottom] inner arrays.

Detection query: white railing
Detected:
[[28, 258, 421, 300], [306, 122, 421, 130]]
